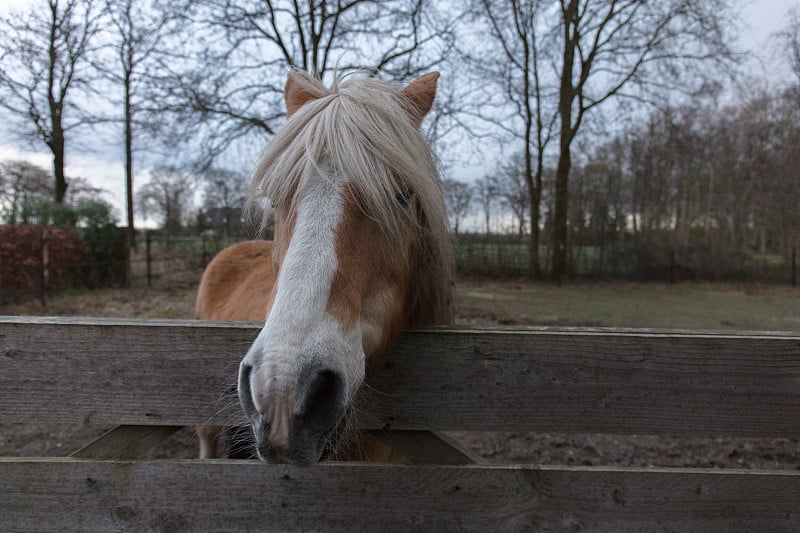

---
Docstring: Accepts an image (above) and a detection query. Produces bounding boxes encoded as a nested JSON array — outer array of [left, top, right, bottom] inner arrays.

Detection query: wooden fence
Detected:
[[1, 316, 799, 530]]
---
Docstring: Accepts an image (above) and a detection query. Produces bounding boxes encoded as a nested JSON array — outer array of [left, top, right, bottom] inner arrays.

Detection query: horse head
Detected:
[[237, 71, 453, 465]]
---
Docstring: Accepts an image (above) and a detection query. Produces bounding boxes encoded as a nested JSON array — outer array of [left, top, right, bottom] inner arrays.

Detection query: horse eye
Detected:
[[396, 187, 414, 208]]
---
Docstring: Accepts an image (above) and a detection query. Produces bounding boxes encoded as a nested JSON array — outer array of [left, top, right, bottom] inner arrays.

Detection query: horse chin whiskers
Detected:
[[249, 406, 352, 465], [256, 440, 326, 467]]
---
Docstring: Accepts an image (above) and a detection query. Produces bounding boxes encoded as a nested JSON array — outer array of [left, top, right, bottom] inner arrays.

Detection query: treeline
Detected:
[[1, 1, 799, 282], [0, 0, 452, 249], [567, 89, 799, 280], [0, 160, 250, 240], [450, 86, 800, 282]]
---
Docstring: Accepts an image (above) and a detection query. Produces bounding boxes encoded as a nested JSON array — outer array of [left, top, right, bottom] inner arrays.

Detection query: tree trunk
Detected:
[[523, 131, 540, 278], [52, 130, 67, 204], [125, 74, 136, 251], [519, 2, 541, 281], [551, 0, 578, 283], [48, 20, 67, 206], [552, 144, 572, 282], [527, 165, 542, 279]]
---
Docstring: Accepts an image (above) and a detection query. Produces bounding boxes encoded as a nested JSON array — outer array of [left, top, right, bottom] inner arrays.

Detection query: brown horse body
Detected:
[[196, 241, 275, 322]]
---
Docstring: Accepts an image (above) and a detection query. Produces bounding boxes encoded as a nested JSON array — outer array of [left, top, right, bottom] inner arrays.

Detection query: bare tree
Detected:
[[473, 174, 497, 235], [443, 177, 473, 235], [496, 152, 530, 238], [0, 0, 102, 203], [464, 0, 556, 278], [63, 175, 108, 204], [200, 167, 248, 237], [137, 166, 196, 235], [549, 0, 738, 281], [99, 0, 176, 250], [777, 7, 800, 88], [157, 0, 454, 165], [0, 160, 53, 224]]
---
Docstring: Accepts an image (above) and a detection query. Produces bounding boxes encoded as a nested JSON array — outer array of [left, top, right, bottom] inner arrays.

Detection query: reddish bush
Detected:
[[0, 224, 89, 295]]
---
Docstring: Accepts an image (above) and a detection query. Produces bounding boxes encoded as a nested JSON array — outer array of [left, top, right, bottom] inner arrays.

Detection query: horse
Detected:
[[195, 69, 454, 465]]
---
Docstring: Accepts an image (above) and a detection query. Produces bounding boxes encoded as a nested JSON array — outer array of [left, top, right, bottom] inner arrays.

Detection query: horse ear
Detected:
[[285, 71, 319, 117], [401, 71, 440, 126]]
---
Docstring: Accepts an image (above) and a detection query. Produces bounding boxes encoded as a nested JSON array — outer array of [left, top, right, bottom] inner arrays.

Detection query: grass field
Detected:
[[2, 279, 799, 333], [456, 280, 800, 332]]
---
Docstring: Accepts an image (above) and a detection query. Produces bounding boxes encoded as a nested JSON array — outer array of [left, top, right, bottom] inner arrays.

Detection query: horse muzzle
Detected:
[[239, 360, 349, 466]]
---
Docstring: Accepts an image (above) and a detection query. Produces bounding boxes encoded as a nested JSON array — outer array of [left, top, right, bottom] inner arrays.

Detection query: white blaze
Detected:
[[242, 170, 365, 448]]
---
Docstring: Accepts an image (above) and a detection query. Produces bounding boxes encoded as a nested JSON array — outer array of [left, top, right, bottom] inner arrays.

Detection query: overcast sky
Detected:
[[1, 0, 798, 226]]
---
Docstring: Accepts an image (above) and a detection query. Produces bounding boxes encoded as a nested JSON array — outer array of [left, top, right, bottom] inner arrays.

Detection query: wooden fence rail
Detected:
[[2, 316, 800, 436], [3, 459, 799, 532], [1, 316, 800, 531]]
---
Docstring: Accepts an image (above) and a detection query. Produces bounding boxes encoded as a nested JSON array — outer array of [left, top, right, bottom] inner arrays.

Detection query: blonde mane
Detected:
[[247, 71, 454, 325]]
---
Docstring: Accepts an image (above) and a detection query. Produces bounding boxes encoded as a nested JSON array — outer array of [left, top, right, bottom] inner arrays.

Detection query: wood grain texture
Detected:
[[1, 458, 799, 532], [2, 317, 800, 437]]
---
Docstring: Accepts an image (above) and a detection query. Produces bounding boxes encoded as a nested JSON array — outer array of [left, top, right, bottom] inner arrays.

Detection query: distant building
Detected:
[[200, 207, 245, 237]]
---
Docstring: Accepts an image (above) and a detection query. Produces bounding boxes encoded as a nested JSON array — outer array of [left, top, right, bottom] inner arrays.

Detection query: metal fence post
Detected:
[[670, 249, 676, 285], [146, 232, 152, 288], [40, 229, 49, 307]]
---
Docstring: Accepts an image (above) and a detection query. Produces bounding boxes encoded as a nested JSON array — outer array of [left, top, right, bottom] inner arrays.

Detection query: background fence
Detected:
[[132, 232, 239, 289], [455, 232, 799, 284], [0, 226, 239, 305], [3, 225, 799, 308]]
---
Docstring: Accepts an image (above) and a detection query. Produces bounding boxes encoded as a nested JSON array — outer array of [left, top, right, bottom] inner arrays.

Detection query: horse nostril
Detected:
[[238, 362, 259, 421], [297, 368, 344, 431]]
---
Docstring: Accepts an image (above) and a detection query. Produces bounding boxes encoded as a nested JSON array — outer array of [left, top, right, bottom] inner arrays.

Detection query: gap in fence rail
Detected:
[[2, 422, 799, 471]]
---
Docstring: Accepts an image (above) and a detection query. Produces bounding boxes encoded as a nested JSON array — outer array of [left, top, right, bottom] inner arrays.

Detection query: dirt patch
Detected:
[[1, 285, 198, 319], [449, 432, 800, 470]]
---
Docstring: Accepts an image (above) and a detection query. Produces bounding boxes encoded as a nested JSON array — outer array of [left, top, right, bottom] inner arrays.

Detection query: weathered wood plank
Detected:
[[0, 317, 253, 428], [1, 458, 799, 532], [70, 425, 183, 460], [2, 317, 800, 437]]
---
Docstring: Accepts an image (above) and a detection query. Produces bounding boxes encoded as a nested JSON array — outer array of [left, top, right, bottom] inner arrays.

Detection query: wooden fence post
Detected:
[[792, 246, 797, 288], [40, 229, 49, 307], [202, 234, 209, 269]]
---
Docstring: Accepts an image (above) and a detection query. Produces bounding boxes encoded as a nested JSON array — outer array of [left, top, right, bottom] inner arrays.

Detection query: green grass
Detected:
[[455, 241, 792, 278], [455, 281, 800, 332], [752, 253, 786, 266]]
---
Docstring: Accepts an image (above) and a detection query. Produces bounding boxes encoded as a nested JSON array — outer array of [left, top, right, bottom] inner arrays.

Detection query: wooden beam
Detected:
[[70, 425, 183, 460], [2, 458, 799, 531], [2, 317, 800, 437]]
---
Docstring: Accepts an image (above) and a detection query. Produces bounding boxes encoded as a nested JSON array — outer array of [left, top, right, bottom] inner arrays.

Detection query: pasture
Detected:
[[456, 280, 800, 331], [3, 278, 798, 332]]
